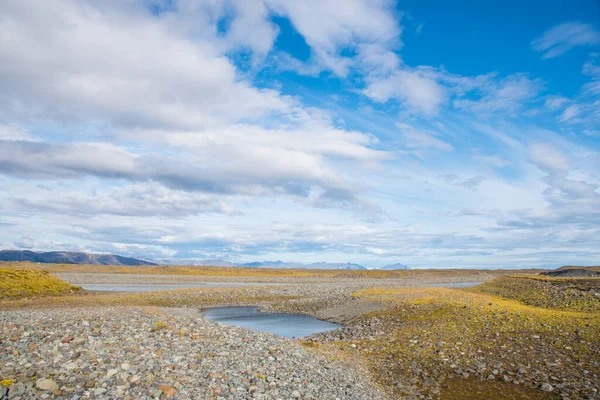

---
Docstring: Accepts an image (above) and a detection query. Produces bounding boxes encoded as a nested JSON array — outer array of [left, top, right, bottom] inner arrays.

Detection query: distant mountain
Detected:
[[307, 262, 367, 270], [194, 259, 236, 267], [379, 263, 410, 270], [0, 250, 156, 266], [240, 260, 367, 270], [242, 260, 289, 268]]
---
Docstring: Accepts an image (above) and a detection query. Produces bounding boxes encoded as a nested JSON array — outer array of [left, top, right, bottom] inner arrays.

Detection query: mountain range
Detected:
[[0, 250, 410, 270], [240, 261, 368, 270], [0, 250, 156, 266]]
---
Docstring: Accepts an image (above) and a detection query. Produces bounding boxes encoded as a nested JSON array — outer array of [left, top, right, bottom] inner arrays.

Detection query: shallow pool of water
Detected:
[[79, 282, 273, 292], [202, 306, 342, 338]]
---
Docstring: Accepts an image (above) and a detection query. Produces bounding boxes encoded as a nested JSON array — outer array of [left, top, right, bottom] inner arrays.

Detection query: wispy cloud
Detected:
[[532, 21, 600, 59]]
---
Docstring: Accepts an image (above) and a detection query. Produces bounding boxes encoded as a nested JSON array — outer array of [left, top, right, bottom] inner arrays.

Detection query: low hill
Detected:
[[470, 276, 600, 313], [556, 265, 600, 272], [541, 269, 600, 278], [0, 250, 156, 266], [0, 268, 81, 299]]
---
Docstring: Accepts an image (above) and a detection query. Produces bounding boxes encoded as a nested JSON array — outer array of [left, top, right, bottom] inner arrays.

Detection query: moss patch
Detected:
[[469, 276, 600, 313], [332, 286, 600, 399], [0, 268, 81, 299]]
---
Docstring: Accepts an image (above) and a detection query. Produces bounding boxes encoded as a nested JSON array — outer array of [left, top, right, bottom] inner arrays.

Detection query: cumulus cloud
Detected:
[[532, 21, 600, 59], [0, 0, 290, 129]]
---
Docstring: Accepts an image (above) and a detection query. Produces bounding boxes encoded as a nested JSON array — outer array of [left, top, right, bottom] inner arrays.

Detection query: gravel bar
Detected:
[[1, 307, 386, 400]]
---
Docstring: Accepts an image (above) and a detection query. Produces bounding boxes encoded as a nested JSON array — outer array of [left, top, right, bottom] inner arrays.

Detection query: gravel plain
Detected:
[[1, 307, 385, 400], [5, 271, 595, 400]]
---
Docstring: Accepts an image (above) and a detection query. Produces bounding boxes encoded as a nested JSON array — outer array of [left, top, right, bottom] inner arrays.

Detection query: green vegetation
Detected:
[[470, 276, 600, 312], [0, 268, 81, 299]]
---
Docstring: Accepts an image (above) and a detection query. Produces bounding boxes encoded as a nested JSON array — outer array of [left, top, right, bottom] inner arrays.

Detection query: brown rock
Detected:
[[208, 372, 223, 379], [158, 385, 176, 397], [62, 335, 75, 344]]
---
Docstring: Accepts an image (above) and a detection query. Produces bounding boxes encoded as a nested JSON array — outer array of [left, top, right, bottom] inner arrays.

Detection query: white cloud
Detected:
[[266, 0, 400, 76], [365, 69, 447, 115], [532, 21, 600, 59], [10, 182, 238, 217], [544, 96, 570, 110], [529, 143, 571, 173], [559, 104, 580, 122], [0, 0, 392, 210], [453, 74, 544, 116], [0, 0, 290, 129]]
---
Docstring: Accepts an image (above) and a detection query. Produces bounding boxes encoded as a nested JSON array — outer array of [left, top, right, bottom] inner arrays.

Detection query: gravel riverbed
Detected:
[[1, 307, 385, 400]]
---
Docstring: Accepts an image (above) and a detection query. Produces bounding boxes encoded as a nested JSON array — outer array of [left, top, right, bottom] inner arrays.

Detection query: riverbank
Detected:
[[1, 267, 599, 399], [1, 307, 383, 399]]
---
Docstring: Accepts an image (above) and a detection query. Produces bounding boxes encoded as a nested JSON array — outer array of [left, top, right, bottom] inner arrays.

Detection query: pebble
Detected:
[[35, 378, 59, 391], [540, 383, 554, 392]]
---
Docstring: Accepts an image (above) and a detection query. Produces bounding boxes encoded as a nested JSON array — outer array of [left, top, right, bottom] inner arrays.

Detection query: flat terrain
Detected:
[[1, 263, 599, 399]]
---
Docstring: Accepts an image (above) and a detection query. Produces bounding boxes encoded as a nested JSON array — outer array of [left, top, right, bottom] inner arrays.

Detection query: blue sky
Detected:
[[0, 0, 599, 268]]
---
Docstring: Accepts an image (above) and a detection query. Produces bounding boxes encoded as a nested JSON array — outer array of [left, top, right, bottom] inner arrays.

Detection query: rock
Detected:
[[62, 335, 75, 344], [36, 379, 59, 391], [94, 388, 107, 396], [158, 385, 177, 397], [107, 369, 119, 378], [540, 383, 553, 392]]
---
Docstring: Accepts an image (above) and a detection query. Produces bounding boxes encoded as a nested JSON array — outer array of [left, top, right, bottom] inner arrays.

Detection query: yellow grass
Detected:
[[0, 286, 298, 310], [0, 261, 545, 279], [342, 282, 600, 398], [0, 268, 81, 299]]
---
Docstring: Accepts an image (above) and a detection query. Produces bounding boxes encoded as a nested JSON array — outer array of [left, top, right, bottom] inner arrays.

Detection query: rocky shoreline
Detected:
[[1, 307, 384, 400]]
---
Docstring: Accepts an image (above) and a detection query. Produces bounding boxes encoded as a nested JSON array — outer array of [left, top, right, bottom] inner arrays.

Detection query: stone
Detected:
[[107, 369, 119, 378], [62, 335, 75, 344], [158, 385, 177, 397], [94, 388, 107, 396], [540, 383, 553, 392], [36, 379, 59, 391]]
